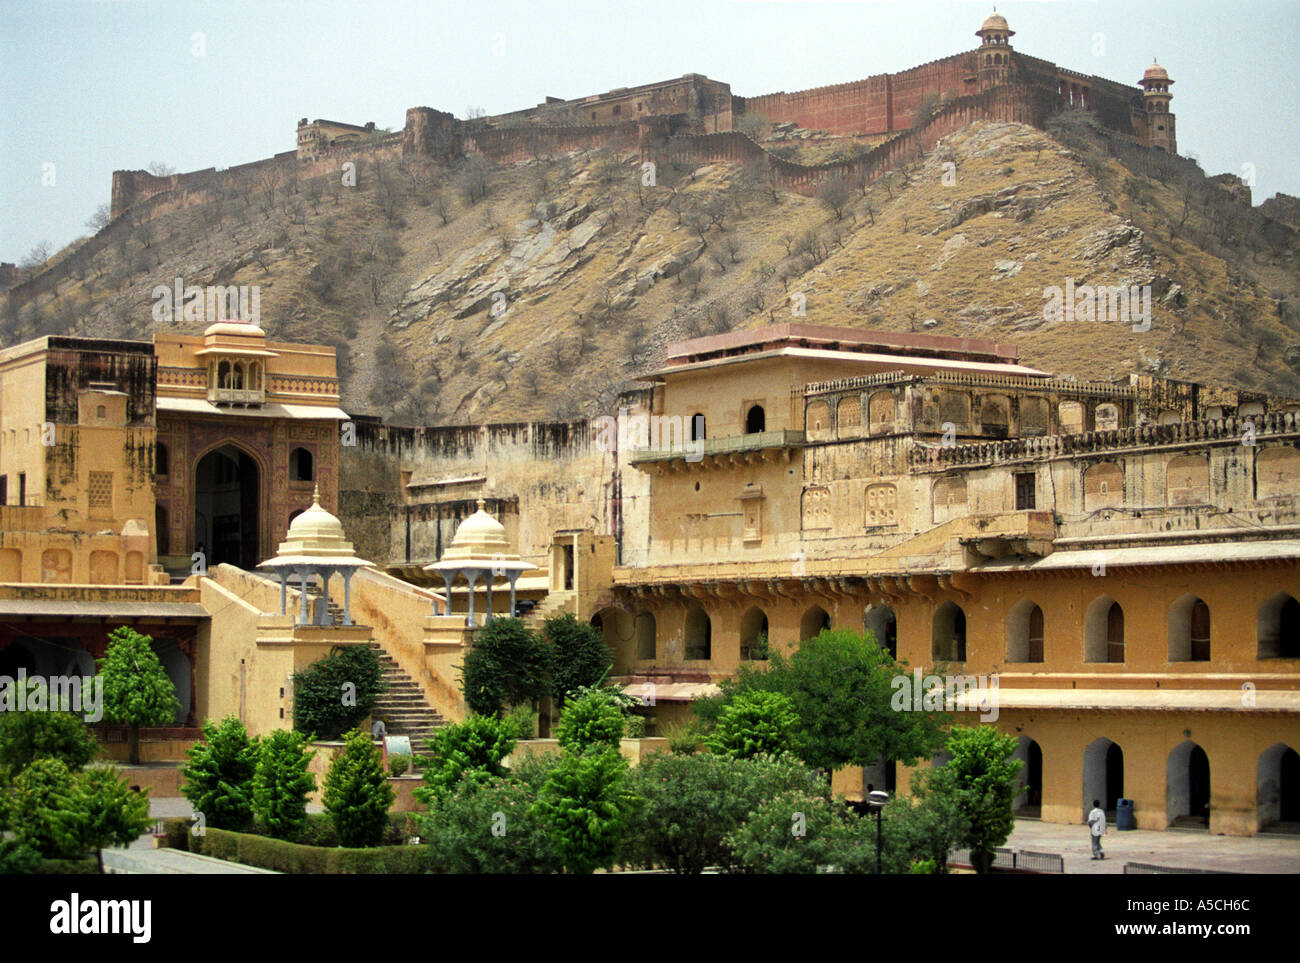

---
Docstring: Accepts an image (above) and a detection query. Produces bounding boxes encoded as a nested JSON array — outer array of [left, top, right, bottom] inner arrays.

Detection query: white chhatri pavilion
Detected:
[[259, 486, 373, 625], [423, 500, 536, 625]]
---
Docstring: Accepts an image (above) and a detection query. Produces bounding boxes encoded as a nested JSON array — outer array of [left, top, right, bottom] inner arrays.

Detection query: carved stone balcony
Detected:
[[208, 387, 265, 406], [629, 429, 806, 471]]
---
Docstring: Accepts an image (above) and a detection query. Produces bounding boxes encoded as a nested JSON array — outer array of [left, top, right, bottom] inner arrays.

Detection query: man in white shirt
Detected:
[[1087, 799, 1107, 860]]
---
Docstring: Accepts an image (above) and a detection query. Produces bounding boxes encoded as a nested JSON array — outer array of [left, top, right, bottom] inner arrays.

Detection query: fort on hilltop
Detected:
[[106, 13, 1176, 220]]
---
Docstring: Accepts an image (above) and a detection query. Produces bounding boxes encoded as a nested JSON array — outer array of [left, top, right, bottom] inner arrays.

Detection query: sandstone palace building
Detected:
[[1, 13, 1297, 839]]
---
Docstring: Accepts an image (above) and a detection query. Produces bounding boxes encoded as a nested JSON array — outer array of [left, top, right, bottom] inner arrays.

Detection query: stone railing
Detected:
[[910, 412, 1300, 470], [803, 370, 1134, 399], [628, 429, 806, 464]]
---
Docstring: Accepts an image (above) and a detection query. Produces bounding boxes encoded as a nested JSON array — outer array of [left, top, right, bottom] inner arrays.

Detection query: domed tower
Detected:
[[976, 11, 1016, 89], [1138, 61, 1176, 153]]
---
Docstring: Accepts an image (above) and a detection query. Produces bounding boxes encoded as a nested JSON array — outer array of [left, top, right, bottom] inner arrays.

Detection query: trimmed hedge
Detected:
[[159, 816, 427, 874], [34, 857, 100, 874]]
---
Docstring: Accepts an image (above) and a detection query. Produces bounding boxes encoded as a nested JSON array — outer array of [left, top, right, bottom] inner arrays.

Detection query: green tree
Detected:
[[252, 729, 317, 840], [292, 643, 387, 740], [543, 613, 612, 709], [919, 725, 1023, 873], [529, 747, 639, 874], [460, 617, 550, 717], [66, 765, 152, 873], [415, 714, 515, 804], [695, 628, 946, 774], [554, 688, 625, 754], [181, 716, 259, 831], [705, 689, 798, 759], [323, 726, 394, 847], [8, 758, 81, 858], [422, 757, 563, 874], [97, 626, 181, 764], [724, 787, 844, 874], [623, 751, 827, 874], [0, 699, 98, 775]]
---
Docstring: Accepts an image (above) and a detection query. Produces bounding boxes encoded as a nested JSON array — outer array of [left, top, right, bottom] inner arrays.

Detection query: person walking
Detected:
[[1088, 799, 1107, 860]]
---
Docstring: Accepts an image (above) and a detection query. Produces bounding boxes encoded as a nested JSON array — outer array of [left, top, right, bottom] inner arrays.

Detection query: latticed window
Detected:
[[88, 471, 113, 517]]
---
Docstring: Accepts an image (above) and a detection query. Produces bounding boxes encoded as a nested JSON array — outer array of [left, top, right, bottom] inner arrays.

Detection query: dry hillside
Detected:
[[6, 114, 1300, 422]]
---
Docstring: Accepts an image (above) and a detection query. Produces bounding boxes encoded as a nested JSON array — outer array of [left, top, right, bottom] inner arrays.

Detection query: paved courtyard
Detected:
[[1003, 819, 1300, 874]]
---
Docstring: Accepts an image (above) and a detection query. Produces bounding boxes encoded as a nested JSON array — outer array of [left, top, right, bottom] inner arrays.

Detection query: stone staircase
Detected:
[[367, 641, 445, 749], [525, 590, 575, 625]]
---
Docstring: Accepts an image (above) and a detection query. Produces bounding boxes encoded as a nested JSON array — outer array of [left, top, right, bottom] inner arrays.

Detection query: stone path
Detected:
[[1003, 819, 1300, 874]]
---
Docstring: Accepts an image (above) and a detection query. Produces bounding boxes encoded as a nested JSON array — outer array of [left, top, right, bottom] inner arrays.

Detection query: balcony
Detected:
[[629, 429, 806, 471], [207, 387, 265, 406]]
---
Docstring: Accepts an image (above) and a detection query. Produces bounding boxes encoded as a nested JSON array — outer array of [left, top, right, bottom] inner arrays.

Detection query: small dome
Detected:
[[977, 12, 1013, 37], [1141, 62, 1171, 83], [203, 320, 266, 338], [260, 485, 371, 566], [447, 500, 510, 557]]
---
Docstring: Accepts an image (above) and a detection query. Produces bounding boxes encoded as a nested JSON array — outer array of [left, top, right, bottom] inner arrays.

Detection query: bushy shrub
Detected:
[[323, 727, 395, 848], [388, 754, 410, 777], [252, 729, 317, 841], [724, 788, 845, 874], [705, 690, 798, 759], [529, 748, 639, 874], [554, 689, 625, 754], [623, 752, 827, 873], [181, 716, 258, 831], [0, 700, 98, 775], [416, 715, 515, 804], [65, 765, 152, 872], [423, 766, 563, 874], [0, 838, 41, 874], [543, 613, 612, 708], [460, 618, 549, 717], [501, 703, 535, 741], [8, 758, 80, 858], [623, 715, 647, 739], [914, 725, 1021, 873], [292, 644, 387, 740]]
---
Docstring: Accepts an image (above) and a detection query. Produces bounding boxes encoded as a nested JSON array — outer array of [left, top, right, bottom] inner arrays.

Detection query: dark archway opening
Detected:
[[195, 445, 260, 570], [745, 405, 766, 434]]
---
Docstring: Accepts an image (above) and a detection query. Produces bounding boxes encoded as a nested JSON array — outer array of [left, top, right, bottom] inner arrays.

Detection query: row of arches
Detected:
[[1009, 736, 1299, 831], [629, 602, 867, 663], [211, 359, 264, 393], [942, 592, 1299, 664], [620, 593, 1299, 666]]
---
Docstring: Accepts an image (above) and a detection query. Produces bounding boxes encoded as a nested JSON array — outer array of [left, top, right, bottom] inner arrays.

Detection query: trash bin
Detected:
[[1116, 798, 1135, 831]]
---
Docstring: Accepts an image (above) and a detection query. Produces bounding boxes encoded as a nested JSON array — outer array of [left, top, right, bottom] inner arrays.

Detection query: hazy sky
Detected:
[[2, 0, 1298, 263]]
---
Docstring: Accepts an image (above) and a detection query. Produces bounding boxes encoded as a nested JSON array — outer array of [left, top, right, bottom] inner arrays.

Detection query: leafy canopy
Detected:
[[528, 747, 640, 874], [97, 626, 181, 728], [292, 643, 387, 740], [705, 689, 798, 759], [543, 613, 612, 708], [181, 716, 259, 831], [917, 725, 1023, 873], [554, 688, 625, 755], [323, 726, 395, 847], [415, 714, 516, 804], [460, 617, 550, 717], [0, 699, 98, 775], [252, 729, 317, 841], [695, 628, 947, 772]]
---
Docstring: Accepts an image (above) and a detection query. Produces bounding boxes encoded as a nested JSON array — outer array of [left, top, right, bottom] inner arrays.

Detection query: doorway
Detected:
[[194, 445, 261, 570]]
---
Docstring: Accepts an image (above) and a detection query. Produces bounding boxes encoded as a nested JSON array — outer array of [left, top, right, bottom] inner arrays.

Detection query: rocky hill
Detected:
[[5, 114, 1300, 422]]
